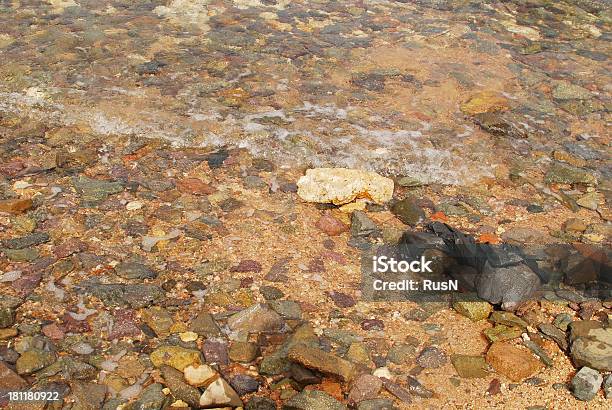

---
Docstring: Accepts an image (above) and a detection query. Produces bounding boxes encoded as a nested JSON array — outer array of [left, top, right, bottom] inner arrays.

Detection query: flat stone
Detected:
[[348, 374, 382, 404], [538, 323, 568, 350], [246, 396, 277, 410], [350, 211, 380, 238], [416, 346, 447, 368], [545, 162, 597, 185], [451, 355, 489, 378], [81, 280, 164, 308], [357, 398, 396, 410], [0, 198, 33, 214], [297, 168, 394, 205], [71, 381, 107, 410], [150, 345, 202, 371], [2, 232, 49, 249], [270, 300, 302, 320], [571, 366, 602, 401], [552, 81, 592, 100], [190, 311, 222, 337], [160, 365, 201, 409], [132, 383, 168, 410], [199, 377, 243, 408], [282, 389, 347, 410], [229, 373, 260, 395], [141, 306, 174, 338], [460, 91, 510, 115], [486, 342, 542, 382], [115, 262, 158, 280], [381, 377, 412, 404], [484, 325, 522, 343], [476, 262, 540, 311], [227, 303, 285, 333], [288, 344, 356, 382], [452, 300, 492, 321], [387, 343, 417, 365]]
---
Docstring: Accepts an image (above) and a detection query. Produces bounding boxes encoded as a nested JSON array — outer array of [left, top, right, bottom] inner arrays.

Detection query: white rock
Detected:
[[199, 377, 242, 408], [297, 168, 394, 205], [184, 364, 217, 387]]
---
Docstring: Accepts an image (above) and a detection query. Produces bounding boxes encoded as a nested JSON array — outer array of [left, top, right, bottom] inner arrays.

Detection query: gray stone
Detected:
[[2, 232, 50, 249], [80, 280, 164, 308], [603, 374, 612, 399], [538, 323, 568, 350], [357, 398, 396, 410], [476, 262, 540, 311], [283, 389, 347, 410], [73, 175, 124, 203], [270, 300, 302, 320], [387, 343, 417, 365], [350, 211, 380, 238], [115, 262, 158, 280], [132, 383, 169, 410], [570, 366, 602, 401], [406, 375, 434, 398]]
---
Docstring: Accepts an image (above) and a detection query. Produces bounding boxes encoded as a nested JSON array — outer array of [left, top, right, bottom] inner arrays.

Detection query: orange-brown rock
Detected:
[[485, 342, 543, 382]]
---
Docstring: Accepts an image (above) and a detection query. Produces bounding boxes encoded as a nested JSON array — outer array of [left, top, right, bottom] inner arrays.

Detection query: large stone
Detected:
[[451, 355, 490, 378], [287, 344, 356, 382], [486, 342, 542, 382], [0, 198, 33, 214], [184, 364, 217, 387], [570, 366, 602, 401], [141, 306, 174, 338], [570, 327, 612, 371], [227, 304, 285, 333], [16, 349, 56, 375], [150, 346, 202, 371], [297, 168, 394, 205], [199, 377, 242, 408], [476, 262, 540, 311], [283, 389, 347, 410]]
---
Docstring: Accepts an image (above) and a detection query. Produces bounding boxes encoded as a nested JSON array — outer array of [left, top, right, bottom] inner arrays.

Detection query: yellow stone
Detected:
[[150, 346, 202, 371], [461, 91, 510, 115], [297, 168, 394, 205]]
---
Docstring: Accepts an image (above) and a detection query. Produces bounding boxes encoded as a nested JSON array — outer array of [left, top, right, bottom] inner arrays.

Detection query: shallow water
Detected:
[[0, 0, 609, 183]]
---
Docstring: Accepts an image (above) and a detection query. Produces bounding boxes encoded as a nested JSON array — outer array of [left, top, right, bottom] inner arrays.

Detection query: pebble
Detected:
[[149, 346, 201, 371], [315, 212, 349, 236], [450, 355, 490, 378], [348, 374, 383, 404], [416, 346, 447, 369], [227, 303, 285, 333], [391, 197, 425, 226], [283, 389, 347, 410], [288, 344, 356, 382]]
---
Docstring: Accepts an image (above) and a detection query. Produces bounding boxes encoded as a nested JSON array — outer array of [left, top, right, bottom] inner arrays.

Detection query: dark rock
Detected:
[[79, 280, 164, 308], [326, 291, 355, 308], [2, 232, 49, 249], [229, 373, 261, 395], [190, 311, 222, 337], [207, 149, 229, 168], [131, 383, 168, 410], [361, 319, 384, 331], [476, 262, 541, 311], [538, 323, 568, 350]]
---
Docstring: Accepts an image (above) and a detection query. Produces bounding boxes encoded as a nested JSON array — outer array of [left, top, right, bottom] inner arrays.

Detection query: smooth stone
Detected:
[[451, 355, 489, 378], [486, 342, 542, 382], [282, 389, 347, 410], [150, 346, 202, 371]]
